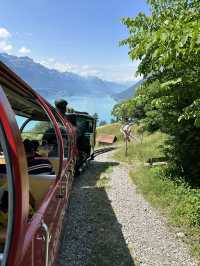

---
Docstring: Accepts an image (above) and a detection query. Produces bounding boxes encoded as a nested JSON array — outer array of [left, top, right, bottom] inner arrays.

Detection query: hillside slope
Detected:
[[0, 53, 128, 98], [112, 80, 143, 101]]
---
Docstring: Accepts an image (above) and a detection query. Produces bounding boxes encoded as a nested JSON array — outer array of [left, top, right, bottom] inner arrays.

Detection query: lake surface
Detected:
[[50, 95, 117, 123], [16, 95, 117, 127]]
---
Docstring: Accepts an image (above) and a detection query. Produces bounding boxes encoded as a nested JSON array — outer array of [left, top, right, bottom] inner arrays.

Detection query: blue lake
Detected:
[[50, 95, 117, 123], [16, 95, 117, 127]]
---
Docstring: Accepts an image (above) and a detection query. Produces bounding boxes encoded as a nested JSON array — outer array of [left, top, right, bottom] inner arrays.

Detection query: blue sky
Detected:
[[0, 0, 149, 82]]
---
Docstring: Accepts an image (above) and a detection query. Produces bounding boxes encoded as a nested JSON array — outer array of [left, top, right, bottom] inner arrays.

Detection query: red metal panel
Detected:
[[0, 86, 29, 266], [0, 61, 76, 266]]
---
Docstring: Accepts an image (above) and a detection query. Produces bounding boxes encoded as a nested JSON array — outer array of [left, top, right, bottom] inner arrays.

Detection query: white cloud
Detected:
[[37, 58, 140, 82], [91, 62, 140, 82], [0, 40, 13, 52], [18, 46, 31, 54], [0, 28, 12, 53], [0, 28, 11, 39]]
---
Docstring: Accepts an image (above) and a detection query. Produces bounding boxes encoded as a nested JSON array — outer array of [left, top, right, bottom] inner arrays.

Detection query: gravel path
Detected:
[[58, 151, 198, 266]]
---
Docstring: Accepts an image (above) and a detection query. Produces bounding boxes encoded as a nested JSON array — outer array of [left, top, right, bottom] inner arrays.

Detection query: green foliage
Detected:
[[131, 165, 200, 228], [67, 107, 75, 113], [118, 0, 200, 185], [112, 96, 145, 122], [99, 120, 107, 126], [21, 121, 51, 141], [93, 112, 99, 123], [113, 129, 166, 163], [130, 165, 200, 259]]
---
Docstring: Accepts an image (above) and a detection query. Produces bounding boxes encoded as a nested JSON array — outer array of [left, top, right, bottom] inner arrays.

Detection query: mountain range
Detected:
[[112, 79, 143, 101], [0, 53, 131, 100]]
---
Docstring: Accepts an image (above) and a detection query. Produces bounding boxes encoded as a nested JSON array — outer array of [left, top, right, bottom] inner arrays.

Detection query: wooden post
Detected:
[[125, 137, 128, 157]]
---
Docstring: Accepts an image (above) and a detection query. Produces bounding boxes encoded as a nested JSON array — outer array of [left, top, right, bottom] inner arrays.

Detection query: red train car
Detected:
[[0, 61, 76, 266]]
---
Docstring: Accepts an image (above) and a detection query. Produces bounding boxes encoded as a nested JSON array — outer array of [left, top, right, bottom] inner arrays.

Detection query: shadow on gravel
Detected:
[[58, 160, 135, 266]]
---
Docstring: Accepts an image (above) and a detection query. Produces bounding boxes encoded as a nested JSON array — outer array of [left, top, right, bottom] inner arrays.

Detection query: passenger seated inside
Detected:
[[0, 179, 36, 254], [0, 164, 6, 174], [0, 186, 8, 252], [41, 128, 58, 157], [42, 127, 68, 158], [31, 140, 41, 157], [23, 139, 54, 175], [0, 175, 36, 253], [0, 147, 8, 252]]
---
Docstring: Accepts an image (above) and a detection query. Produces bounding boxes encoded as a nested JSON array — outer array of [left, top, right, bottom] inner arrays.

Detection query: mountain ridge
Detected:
[[112, 79, 143, 101], [0, 53, 128, 99]]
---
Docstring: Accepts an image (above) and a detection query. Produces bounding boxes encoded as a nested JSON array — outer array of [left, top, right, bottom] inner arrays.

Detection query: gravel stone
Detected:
[[58, 151, 198, 266]]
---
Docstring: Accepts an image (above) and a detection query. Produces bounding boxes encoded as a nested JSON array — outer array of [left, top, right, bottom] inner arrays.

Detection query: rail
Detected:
[[92, 146, 117, 158]]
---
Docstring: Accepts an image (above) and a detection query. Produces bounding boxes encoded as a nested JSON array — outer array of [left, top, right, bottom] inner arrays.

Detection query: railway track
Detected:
[[92, 146, 117, 158], [77, 147, 117, 173]]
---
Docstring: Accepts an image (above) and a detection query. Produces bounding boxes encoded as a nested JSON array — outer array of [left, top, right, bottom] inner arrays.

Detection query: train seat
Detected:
[[48, 157, 60, 175], [29, 174, 56, 209], [49, 157, 68, 175], [0, 173, 56, 209], [0, 231, 6, 255], [0, 174, 6, 187]]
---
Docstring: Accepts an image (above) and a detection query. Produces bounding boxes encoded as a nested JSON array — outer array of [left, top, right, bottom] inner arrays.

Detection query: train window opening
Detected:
[[1, 84, 61, 212], [0, 124, 14, 266], [16, 115, 27, 129], [21, 119, 62, 172], [20, 116, 61, 162], [21, 119, 60, 208]]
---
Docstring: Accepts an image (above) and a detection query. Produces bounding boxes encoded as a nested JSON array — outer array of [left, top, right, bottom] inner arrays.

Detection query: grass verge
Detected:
[[113, 130, 167, 163], [130, 165, 200, 260]]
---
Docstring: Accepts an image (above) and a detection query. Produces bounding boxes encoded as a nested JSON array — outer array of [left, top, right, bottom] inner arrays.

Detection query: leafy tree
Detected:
[[120, 0, 200, 185], [110, 118, 117, 124], [112, 96, 145, 123], [93, 113, 99, 124], [99, 120, 107, 126], [67, 107, 75, 113]]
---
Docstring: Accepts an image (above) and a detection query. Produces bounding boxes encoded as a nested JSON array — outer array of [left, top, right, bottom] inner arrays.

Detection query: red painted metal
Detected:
[[0, 86, 29, 266], [0, 61, 75, 266]]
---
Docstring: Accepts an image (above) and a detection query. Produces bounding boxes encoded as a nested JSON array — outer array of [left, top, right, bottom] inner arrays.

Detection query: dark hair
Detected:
[[23, 139, 34, 154], [31, 140, 39, 151], [0, 190, 8, 212], [55, 99, 68, 109]]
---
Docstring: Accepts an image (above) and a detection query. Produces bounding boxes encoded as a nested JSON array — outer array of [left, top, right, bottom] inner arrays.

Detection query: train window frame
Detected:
[[1, 82, 63, 214], [20, 117, 62, 164], [19, 117, 62, 209], [0, 123, 14, 266]]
